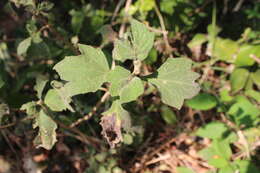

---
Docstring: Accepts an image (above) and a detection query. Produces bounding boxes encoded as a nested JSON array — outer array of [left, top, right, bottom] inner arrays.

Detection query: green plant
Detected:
[[196, 121, 259, 173], [0, 0, 259, 172], [18, 19, 200, 149], [186, 20, 260, 173]]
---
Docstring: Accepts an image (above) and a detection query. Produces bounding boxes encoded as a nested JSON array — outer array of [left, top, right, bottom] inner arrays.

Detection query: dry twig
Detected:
[[119, 0, 132, 38], [154, 2, 172, 55], [70, 90, 110, 128]]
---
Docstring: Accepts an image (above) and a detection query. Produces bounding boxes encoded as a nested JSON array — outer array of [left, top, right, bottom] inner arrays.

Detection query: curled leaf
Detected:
[[34, 110, 57, 150], [20, 101, 38, 116], [100, 100, 130, 147], [112, 19, 154, 62], [34, 75, 48, 99], [44, 81, 74, 112], [100, 113, 122, 148]]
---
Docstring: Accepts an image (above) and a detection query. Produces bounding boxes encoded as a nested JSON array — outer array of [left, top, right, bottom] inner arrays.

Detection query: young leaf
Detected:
[[45, 89, 69, 112], [107, 66, 131, 96], [34, 75, 48, 99], [17, 37, 32, 56], [107, 66, 144, 103], [120, 77, 144, 103], [100, 100, 129, 148], [148, 58, 200, 109], [20, 101, 38, 116], [130, 19, 155, 60], [113, 39, 135, 61], [112, 19, 154, 62], [44, 81, 74, 112], [53, 44, 110, 96], [33, 110, 57, 150]]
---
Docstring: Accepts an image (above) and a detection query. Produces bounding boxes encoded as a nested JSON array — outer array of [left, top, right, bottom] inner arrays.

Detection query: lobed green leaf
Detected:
[[107, 66, 144, 103], [54, 44, 110, 96], [148, 58, 200, 109], [112, 19, 154, 62]]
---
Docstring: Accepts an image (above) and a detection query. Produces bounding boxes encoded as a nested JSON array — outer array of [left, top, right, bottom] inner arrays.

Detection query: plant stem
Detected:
[[70, 90, 110, 128], [154, 2, 172, 55], [119, 0, 132, 38]]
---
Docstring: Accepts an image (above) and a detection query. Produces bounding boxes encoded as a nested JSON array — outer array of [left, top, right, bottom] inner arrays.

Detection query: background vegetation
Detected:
[[0, 0, 259, 173]]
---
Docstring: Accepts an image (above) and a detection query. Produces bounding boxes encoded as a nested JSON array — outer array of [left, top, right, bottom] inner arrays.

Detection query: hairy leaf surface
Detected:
[[54, 44, 110, 96], [148, 58, 200, 109], [113, 19, 154, 61], [113, 39, 135, 61], [107, 66, 144, 103]]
